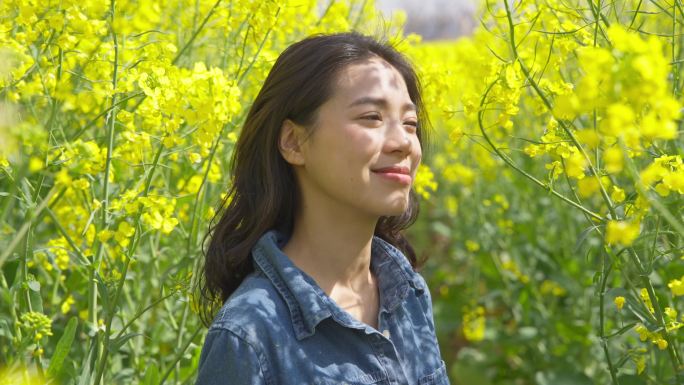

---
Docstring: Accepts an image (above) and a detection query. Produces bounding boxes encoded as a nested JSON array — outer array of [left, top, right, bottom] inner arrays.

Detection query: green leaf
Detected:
[[77, 341, 96, 385], [28, 286, 43, 313], [0, 318, 12, 339], [606, 322, 637, 338], [48, 317, 78, 378], [573, 224, 601, 253], [142, 363, 159, 385], [111, 332, 142, 352]]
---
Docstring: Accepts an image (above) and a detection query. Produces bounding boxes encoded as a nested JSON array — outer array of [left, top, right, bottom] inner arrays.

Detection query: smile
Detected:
[[371, 166, 412, 185]]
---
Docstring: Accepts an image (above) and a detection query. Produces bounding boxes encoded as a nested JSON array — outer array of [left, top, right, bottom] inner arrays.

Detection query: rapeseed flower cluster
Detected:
[[635, 306, 682, 351], [414, 164, 438, 200], [635, 324, 669, 351], [462, 305, 486, 342], [640, 155, 684, 197], [20, 312, 52, 344]]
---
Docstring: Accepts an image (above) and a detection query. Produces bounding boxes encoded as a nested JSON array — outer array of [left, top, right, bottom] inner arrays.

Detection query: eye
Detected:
[[404, 120, 418, 131], [361, 114, 382, 121]]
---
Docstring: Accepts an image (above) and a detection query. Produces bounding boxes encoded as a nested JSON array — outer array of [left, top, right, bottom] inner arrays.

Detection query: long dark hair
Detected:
[[197, 31, 431, 326]]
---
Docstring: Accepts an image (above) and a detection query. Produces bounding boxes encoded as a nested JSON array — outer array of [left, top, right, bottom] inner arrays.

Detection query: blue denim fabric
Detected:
[[195, 229, 449, 385]]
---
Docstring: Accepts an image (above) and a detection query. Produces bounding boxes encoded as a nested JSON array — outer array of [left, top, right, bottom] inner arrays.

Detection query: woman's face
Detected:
[[291, 56, 422, 219]]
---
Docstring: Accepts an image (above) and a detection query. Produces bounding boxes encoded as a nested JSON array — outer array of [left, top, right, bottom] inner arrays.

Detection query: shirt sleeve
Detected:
[[195, 327, 268, 385]]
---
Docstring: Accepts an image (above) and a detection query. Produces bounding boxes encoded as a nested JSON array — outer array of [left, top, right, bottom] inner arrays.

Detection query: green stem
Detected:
[[598, 238, 620, 385], [172, 0, 222, 66], [185, 122, 227, 255], [44, 207, 91, 266], [69, 91, 144, 142], [90, 2, 119, 383], [628, 0, 643, 30], [0, 186, 65, 269], [158, 327, 203, 385], [237, 9, 279, 87], [113, 291, 177, 341], [639, 270, 682, 376], [173, 302, 190, 382], [92, 130, 166, 385], [316, 0, 336, 26], [674, 0, 680, 96]]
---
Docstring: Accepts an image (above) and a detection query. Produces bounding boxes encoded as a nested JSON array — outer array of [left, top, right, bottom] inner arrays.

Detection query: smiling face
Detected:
[[280, 55, 422, 220]]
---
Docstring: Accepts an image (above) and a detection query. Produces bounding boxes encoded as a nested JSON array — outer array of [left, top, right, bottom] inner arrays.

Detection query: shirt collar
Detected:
[[251, 229, 424, 340]]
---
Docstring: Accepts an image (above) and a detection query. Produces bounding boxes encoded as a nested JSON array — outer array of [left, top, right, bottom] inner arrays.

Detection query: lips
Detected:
[[372, 165, 410, 174], [372, 165, 412, 185]]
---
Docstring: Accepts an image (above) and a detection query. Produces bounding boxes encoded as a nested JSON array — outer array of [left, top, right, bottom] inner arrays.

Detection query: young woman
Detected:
[[195, 31, 449, 385]]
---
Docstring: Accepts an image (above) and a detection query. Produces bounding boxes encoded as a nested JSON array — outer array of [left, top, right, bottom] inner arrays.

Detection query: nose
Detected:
[[384, 121, 413, 155]]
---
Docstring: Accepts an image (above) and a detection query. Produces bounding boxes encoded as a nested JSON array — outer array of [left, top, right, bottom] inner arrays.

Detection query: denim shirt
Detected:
[[195, 229, 449, 385]]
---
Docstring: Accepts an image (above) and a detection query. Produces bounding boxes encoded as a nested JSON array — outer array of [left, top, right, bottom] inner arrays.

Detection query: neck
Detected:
[[282, 199, 378, 296]]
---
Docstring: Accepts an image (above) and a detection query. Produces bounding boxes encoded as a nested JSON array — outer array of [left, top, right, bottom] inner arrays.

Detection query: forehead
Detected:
[[332, 57, 410, 101]]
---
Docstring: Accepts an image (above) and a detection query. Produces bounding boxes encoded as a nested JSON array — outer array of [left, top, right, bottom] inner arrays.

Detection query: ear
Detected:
[[278, 119, 306, 166]]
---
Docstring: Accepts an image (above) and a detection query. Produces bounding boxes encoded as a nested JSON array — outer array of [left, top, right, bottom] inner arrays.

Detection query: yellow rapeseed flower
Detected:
[[465, 240, 480, 252], [603, 147, 623, 174], [462, 306, 486, 342], [614, 296, 625, 311], [577, 178, 598, 198], [575, 129, 600, 149], [635, 324, 650, 341], [635, 355, 646, 374], [61, 295, 75, 314], [606, 220, 640, 246], [600, 103, 635, 137], [668, 277, 684, 296], [640, 288, 654, 313], [610, 186, 626, 203], [564, 149, 587, 179], [414, 164, 438, 200], [665, 307, 678, 320], [28, 156, 42, 172]]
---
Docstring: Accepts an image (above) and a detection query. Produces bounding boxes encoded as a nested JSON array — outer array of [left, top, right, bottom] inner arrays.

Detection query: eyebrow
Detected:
[[347, 96, 417, 112]]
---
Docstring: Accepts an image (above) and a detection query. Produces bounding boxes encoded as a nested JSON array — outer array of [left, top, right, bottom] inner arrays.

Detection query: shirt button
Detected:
[[382, 329, 391, 339]]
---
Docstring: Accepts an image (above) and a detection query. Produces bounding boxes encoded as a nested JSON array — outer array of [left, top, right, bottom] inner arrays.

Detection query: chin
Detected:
[[378, 200, 409, 217]]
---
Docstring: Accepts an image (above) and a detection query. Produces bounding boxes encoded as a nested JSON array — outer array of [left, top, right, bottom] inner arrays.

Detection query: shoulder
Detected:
[[197, 326, 270, 384], [208, 270, 290, 341]]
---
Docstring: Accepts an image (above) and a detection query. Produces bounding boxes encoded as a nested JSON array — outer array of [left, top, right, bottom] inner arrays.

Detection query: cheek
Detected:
[[412, 138, 423, 162], [307, 128, 376, 182], [410, 140, 422, 177], [413, 137, 423, 157], [344, 128, 380, 161]]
